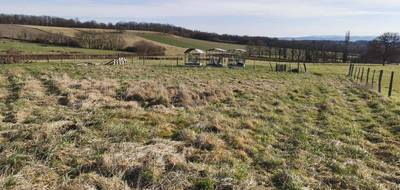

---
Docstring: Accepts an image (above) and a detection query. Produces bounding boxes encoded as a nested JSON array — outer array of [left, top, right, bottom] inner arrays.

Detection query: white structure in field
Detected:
[[105, 57, 128, 65], [228, 49, 247, 68], [206, 48, 227, 67], [184, 48, 206, 66]]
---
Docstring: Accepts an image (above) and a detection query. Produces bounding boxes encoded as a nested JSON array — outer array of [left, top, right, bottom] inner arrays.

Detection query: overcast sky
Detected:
[[0, 0, 399, 37]]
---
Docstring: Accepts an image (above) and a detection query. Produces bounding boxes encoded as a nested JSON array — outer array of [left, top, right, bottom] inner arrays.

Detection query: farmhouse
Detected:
[[184, 48, 205, 66]]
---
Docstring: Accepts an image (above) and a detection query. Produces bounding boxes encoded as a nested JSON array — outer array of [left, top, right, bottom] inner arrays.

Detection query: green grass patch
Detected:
[[0, 38, 123, 55]]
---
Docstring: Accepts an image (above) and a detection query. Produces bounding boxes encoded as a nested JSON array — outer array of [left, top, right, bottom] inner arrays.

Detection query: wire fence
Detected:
[[348, 64, 395, 97]]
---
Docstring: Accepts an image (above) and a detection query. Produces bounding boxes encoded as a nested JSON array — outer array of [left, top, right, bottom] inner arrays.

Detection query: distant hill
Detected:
[[280, 35, 376, 42]]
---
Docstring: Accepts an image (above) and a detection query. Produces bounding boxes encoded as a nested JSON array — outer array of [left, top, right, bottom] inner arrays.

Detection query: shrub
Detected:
[[125, 40, 166, 56]]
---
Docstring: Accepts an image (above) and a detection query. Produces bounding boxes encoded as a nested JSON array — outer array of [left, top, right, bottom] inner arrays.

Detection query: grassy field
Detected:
[[307, 63, 400, 101], [137, 33, 246, 50], [0, 60, 399, 189], [23, 25, 245, 55], [0, 38, 123, 55]]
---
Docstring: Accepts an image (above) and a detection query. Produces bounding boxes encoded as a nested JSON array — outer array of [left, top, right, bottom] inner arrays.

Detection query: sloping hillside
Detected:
[[24, 25, 246, 55], [1, 25, 246, 56], [0, 38, 123, 55], [25, 25, 81, 37], [0, 24, 49, 39], [23, 25, 184, 55], [136, 32, 246, 50]]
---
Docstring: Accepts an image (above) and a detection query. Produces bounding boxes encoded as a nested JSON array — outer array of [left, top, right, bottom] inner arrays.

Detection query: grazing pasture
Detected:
[[0, 38, 124, 55], [23, 25, 247, 56], [0, 59, 399, 189], [309, 63, 400, 100], [136, 32, 246, 50]]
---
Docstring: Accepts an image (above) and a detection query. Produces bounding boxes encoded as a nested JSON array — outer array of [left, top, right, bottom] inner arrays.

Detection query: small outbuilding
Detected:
[[184, 48, 205, 66], [228, 49, 247, 68], [206, 48, 227, 67]]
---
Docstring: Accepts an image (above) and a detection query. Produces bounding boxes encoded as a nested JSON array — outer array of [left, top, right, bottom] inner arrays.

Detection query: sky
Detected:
[[0, 0, 399, 37]]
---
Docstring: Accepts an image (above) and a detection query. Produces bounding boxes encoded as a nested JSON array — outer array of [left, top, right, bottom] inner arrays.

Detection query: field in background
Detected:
[[0, 59, 399, 189], [136, 33, 246, 50], [24, 25, 246, 55], [308, 63, 400, 101], [0, 38, 123, 55], [1, 39, 399, 101]]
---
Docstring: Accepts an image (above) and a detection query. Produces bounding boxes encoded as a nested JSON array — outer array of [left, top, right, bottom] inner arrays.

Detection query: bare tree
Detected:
[[342, 31, 350, 63], [375, 32, 400, 65], [76, 31, 126, 50]]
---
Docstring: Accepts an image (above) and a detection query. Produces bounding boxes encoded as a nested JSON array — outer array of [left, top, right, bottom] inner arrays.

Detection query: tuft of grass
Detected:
[[272, 170, 304, 190], [192, 178, 215, 190]]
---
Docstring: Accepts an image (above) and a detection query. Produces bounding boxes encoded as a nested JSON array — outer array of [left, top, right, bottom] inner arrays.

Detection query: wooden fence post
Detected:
[[378, 70, 384, 93], [371, 70, 376, 88], [360, 67, 365, 82], [353, 66, 358, 79], [348, 64, 352, 76], [356, 67, 361, 80], [297, 62, 300, 73], [176, 57, 179, 66], [303, 63, 307, 72], [349, 64, 353, 77], [269, 62, 274, 71], [389, 71, 395, 97], [366, 68, 370, 86], [353, 67, 357, 80]]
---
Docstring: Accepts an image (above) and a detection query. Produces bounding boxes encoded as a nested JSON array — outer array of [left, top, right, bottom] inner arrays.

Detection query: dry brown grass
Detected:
[[100, 139, 190, 189], [24, 25, 80, 38], [6, 164, 60, 189], [61, 173, 129, 190], [20, 77, 45, 99], [120, 80, 234, 109], [0, 24, 47, 39], [194, 133, 225, 151], [1, 62, 399, 189], [0, 74, 8, 101], [53, 74, 140, 110]]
